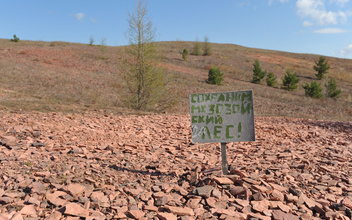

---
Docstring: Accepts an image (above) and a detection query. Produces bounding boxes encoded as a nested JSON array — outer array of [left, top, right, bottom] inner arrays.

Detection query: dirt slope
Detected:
[[0, 40, 351, 121]]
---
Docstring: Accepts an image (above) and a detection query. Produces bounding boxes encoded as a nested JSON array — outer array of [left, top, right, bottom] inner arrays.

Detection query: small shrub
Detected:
[[10, 34, 20, 42], [89, 35, 95, 46], [182, 48, 189, 61], [325, 78, 341, 98], [251, 59, 266, 84], [313, 56, 330, 80], [192, 41, 202, 56], [100, 38, 107, 54], [266, 72, 277, 87], [302, 81, 323, 98], [282, 70, 299, 91], [206, 67, 224, 85], [203, 36, 212, 56]]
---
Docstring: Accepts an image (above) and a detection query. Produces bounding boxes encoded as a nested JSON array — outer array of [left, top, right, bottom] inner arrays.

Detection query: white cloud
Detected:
[[296, 0, 350, 26], [303, 20, 314, 26], [313, 28, 348, 33], [330, 0, 349, 7], [340, 44, 352, 56], [75, 12, 85, 21]]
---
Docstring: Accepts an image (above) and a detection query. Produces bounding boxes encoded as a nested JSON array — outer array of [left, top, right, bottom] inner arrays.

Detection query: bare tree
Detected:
[[122, 0, 174, 111]]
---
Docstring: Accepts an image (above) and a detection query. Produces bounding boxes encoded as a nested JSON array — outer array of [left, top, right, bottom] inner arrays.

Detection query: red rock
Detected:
[[152, 186, 161, 192], [65, 216, 80, 220], [296, 173, 313, 181], [272, 210, 300, 220], [234, 198, 250, 207], [124, 187, 144, 197], [128, 210, 145, 219], [174, 186, 188, 196], [229, 186, 246, 196], [48, 197, 67, 207], [9, 212, 23, 220], [28, 182, 46, 194], [299, 194, 316, 208], [243, 177, 261, 185], [215, 200, 228, 209], [270, 189, 284, 201], [153, 191, 166, 198], [114, 205, 128, 213], [277, 202, 291, 213], [211, 188, 222, 199], [180, 216, 196, 220], [252, 191, 265, 201], [165, 205, 195, 216], [46, 191, 68, 207], [316, 198, 330, 207], [252, 185, 270, 193], [143, 205, 158, 211], [67, 184, 86, 196], [1, 136, 17, 148], [114, 212, 127, 219], [185, 197, 202, 209], [157, 212, 177, 220], [206, 197, 217, 208], [0, 197, 13, 203], [248, 212, 271, 220], [64, 203, 89, 218], [299, 213, 312, 220], [28, 197, 40, 206], [193, 185, 214, 198], [212, 177, 234, 185], [342, 198, 352, 209], [329, 186, 343, 195], [114, 198, 128, 206], [88, 210, 106, 220], [160, 183, 173, 193], [251, 199, 270, 212], [285, 194, 298, 203], [34, 171, 51, 177], [269, 183, 287, 192], [20, 205, 37, 216], [215, 208, 238, 216], [90, 191, 109, 207], [3, 192, 22, 198], [45, 211, 62, 220], [155, 196, 169, 206], [263, 209, 272, 217], [325, 193, 336, 202]]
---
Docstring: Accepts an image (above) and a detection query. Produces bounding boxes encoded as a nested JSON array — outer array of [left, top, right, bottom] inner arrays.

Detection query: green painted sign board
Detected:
[[189, 90, 255, 144]]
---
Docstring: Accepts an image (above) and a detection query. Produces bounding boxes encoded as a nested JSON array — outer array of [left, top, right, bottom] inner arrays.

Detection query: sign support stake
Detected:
[[221, 142, 228, 175]]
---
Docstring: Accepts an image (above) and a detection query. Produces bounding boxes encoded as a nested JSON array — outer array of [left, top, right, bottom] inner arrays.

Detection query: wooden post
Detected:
[[221, 142, 228, 175]]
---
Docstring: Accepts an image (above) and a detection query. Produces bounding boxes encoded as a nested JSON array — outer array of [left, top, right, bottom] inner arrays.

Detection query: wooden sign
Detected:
[[190, 90, 255, 144]]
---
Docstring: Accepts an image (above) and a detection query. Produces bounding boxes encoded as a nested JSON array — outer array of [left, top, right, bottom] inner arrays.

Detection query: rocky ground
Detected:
[[0, 110, 352, 220]]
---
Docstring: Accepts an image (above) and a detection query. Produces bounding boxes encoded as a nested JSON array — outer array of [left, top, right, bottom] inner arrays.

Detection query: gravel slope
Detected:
[[0, 111, 351, 219]]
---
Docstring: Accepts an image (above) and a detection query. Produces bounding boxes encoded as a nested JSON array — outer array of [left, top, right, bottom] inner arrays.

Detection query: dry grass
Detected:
[[0, 39, 351, 121]]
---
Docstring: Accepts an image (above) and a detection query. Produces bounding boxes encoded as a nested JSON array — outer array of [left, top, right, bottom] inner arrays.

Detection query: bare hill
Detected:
[[0, 39, 351, 121]]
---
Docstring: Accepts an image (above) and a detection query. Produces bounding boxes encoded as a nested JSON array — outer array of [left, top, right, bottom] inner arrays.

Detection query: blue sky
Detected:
[[1, 0, 352, 59]]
